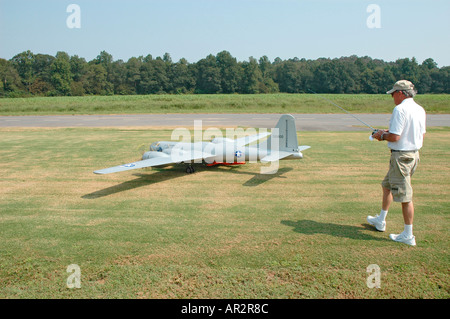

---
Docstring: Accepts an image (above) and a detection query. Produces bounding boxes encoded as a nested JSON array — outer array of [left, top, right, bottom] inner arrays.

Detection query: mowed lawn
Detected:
[[0, 127, 448, 299], [1, 93, 449, 115]]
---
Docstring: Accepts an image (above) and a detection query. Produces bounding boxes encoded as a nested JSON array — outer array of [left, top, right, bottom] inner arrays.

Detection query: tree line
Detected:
[[0, 50, 448, 97]]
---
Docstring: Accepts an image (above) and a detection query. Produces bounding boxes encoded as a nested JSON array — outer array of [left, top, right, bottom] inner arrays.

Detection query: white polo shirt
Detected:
[[388, 98, 426, 151]]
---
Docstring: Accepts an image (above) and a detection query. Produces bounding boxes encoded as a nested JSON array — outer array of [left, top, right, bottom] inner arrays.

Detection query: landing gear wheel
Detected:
[[186, 165, 195, 174]]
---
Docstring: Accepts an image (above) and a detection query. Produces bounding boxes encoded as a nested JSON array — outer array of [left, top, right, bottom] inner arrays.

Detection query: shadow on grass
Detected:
[[281, 220, 389, 241], [83, 165, 292, 198], [208, 166, 293, 187], [82, 169, 185, 199]]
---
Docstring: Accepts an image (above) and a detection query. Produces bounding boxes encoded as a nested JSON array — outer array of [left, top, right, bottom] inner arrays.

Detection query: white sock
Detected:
[[379, 210, 388, 221], [403, 224, 413, 238]]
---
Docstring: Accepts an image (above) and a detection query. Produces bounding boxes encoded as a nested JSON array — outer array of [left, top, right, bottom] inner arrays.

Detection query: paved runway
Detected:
[[1, 113, 449, 131]]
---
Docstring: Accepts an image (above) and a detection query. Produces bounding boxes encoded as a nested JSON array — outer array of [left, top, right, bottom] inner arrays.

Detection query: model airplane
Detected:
[[93, 114, 310, 175]]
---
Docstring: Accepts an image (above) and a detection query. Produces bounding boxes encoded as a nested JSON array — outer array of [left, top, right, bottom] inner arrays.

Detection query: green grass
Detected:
[[0, 93, 449, 115], [0, 127, 448, 298]]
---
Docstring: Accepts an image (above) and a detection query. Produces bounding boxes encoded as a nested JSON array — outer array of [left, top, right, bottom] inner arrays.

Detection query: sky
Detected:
[[1, 0, 449, 66]]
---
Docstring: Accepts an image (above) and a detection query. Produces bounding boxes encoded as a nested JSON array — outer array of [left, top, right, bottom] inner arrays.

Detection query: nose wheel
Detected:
[[186, 165, 195, 174]]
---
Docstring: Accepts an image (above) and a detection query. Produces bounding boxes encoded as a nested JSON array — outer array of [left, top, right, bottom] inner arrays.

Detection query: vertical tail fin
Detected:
[[265, 114, 299, 152]]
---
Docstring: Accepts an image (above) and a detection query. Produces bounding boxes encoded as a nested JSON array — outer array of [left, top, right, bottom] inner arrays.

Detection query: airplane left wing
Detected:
[[94, 150, 213, 174], [94, 158, 171, 174]]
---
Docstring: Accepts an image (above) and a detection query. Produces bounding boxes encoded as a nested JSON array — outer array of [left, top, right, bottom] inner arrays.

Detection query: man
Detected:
[[367, 80, 426, 246]]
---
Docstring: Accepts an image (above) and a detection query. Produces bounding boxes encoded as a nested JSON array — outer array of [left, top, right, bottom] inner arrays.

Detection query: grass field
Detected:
[[0, 126, 448, 299], [0, 93, 449, 115]]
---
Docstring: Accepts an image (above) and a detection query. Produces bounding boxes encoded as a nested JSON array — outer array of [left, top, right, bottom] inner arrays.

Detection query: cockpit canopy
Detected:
[[150, 142, 162, 152], [150, 141, 178, 152]]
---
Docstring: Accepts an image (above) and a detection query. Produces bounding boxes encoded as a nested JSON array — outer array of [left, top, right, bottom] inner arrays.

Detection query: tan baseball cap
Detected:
[[386, 80, 415, 94]]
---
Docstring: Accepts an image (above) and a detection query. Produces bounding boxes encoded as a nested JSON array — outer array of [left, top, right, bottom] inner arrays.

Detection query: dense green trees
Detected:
[[0, 50, 448, 97], [50, 52, 72, 95]]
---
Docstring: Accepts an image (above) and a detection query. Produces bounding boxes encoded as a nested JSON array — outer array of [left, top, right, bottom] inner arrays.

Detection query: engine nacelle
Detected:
[[142, 151, 170, 160]]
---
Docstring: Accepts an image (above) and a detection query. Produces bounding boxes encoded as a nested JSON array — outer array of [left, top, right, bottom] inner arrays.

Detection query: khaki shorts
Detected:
[[381, 151, 420, 203]]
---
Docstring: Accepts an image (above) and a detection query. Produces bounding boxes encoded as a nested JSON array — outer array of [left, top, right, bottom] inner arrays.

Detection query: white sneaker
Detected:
[[389, 233, 416, 246], [367, 214, 386, 232]]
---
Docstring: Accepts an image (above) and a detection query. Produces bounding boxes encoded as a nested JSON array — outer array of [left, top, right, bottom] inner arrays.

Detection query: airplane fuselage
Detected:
[[145, 140, 303, 166], [93, 114, 309, 175]]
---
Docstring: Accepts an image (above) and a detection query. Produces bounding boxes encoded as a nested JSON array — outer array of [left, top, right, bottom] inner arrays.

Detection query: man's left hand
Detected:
[[372, 129, 387, 141]]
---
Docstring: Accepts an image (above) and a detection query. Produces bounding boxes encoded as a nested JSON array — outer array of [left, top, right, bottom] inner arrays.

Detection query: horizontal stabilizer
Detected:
[[260, 151, 295, 163], [298, 145, 311, 151]]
